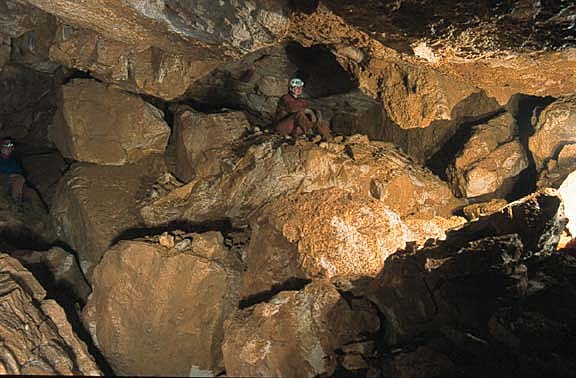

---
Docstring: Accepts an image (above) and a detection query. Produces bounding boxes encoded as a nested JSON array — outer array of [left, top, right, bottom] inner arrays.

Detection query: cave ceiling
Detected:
[[0, 0, 574, 103]]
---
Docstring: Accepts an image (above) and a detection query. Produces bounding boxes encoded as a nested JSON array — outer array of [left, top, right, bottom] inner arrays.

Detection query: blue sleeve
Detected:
[[0, 158, 22, 175]]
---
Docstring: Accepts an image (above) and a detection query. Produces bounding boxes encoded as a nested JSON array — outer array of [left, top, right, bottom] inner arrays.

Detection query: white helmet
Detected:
[[289, 78, 304, 88]]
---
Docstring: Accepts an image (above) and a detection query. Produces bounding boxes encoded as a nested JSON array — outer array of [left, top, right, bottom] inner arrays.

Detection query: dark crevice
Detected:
[[239, 278, 312, 309], [506, 94, 556, 201], [110, 219, 242, 247], [61, 69, 97, 85]]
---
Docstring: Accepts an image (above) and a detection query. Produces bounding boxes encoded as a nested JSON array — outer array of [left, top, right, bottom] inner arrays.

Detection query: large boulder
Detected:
[[140, 136, 464, 227], [242, 187, 464, 297], [447, 112, 529, 199], [368, 189, 566, 344], [173, 109, 251, 182], [83, 231, 241, 377], [48, 24, 218, 100], [223, 281, 378, 378], [529, 95, 576, 172], [50, 157, 166, 280], [49, 79, 170, 165], [0, 253, 100, 375], [21, 0, 291, 98]]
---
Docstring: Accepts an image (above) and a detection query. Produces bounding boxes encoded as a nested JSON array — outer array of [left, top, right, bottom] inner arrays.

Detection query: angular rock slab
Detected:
[[0, 253, 100, 375], [447, 112, 529, 199], [223, 281, 374, 378], [49, 79, 170, 165], [529, 95, 576, 171], [83, 233, 241, 377], [369, 189, 567, 343], [174, 109, 251, 182], [242, 187, 464, 297], [141, 136, 464, 227], [50, 157, 166, 280]]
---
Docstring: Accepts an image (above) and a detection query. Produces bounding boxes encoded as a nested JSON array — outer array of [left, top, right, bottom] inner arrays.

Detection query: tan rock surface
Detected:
[[48, 79, 170, 165], [223, 281, 374, 378], [141, 136, 464, 227], [83, 233, 241, 377], [0, 253, 100, 375], [50, 157, 166, 280], [529, 95, 576, 171], [242, 187, 464, 297], [48, 25, 219, 100], [174, 110, 251, 182], [21, 150, 67, 206], [447, 112, 529, 199]]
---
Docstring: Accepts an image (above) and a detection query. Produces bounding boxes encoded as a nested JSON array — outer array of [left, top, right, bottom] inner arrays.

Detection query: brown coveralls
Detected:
[[274, 94, 332, 140]]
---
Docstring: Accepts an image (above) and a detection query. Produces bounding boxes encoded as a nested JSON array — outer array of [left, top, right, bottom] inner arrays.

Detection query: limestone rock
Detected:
[[0, 191, 55, 251], [21, 150, 67, 206], [447, 112, 529, 199], [83, 233, 241, 377], [141, 137, 463, 228], [174, 110, 251, 182], [223, 281, 374, 378], [22, 0, 291, 93], [390, 346, 456, 378], [529, 95, 576, 172], [0, 253, 100, 375], [369, 189, 566, 343], [242, 187, 464, 297], [48, 79, 170, 165], [462, 198, 507, 220], [48, 25, 219, 100], [307, 90, 384, 139], [11, 246, 91, 303], [559, 171, 576, 237], [488, 249, 576, 377], [50, 157, 166, 280], [0, 64, 57, 148]]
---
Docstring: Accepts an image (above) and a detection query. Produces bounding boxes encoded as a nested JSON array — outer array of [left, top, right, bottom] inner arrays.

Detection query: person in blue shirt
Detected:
[[0, 137, 25, 204]]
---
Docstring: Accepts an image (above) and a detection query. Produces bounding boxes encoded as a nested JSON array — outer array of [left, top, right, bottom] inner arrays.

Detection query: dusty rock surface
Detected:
[[529, 95, 576, 172], [141, 135, 464, 227], [242, 187, 464, 297], [223, 281, 377, 378], [50, 157, 166, 280], [174, 109, 251, 182], [0, 253, 100, 375], [83, 232, 241, 377], [447, 112, 529, 199], [48, 79, 170, 165]]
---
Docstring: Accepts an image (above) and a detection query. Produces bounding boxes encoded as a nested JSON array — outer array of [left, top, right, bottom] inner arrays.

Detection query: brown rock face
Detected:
[[242, 187, 464, 297], [447, 112, 529, 199], [0, 253, 100, 375], [83, 233, 241, 377], [223, 281, 375, 378], [529, 95, 576, 172], [50, 157, 166, 279], [48, 25, 220, 100], [174, 110, 251, 182], [369, 189, 566, 343], [141, 136, 463, 227], [48, 79, 170, 165]]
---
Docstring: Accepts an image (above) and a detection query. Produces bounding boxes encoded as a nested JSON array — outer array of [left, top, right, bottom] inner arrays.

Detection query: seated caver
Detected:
[[0, 137, 25, 204], [274, 78, 333, 141]]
